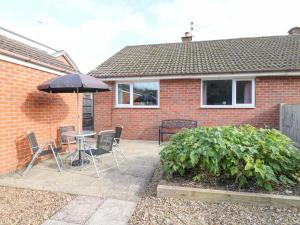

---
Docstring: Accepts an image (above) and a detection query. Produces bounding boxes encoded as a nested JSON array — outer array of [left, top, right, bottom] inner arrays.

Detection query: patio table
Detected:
[[62, 130, 96, 166]]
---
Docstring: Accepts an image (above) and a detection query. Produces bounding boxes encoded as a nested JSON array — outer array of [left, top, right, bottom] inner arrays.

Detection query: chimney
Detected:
[[181, 32, 192, 42], [288, 27, 300, 35]]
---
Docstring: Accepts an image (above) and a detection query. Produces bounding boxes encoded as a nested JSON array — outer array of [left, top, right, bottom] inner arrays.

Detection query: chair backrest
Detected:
[[27, 130, 39, 153], [114, 125, 123, 144], [95, 131, 115, 155], [161, 119, 197, 129], [59, 125, 76, 144]]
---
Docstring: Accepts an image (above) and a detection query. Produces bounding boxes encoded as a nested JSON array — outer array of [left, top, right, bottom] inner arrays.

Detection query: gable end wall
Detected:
[[0, 59, 80, 174]]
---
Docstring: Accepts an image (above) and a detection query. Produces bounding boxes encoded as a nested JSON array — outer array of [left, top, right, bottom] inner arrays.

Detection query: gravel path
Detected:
[[0, 186, 74, 225], [128, 166, 300, 225]]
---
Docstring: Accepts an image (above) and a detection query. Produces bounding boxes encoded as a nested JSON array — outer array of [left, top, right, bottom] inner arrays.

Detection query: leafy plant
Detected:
[[160, 125, 300, 191]]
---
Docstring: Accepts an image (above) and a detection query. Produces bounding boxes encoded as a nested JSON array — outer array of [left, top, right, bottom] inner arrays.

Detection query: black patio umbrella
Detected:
[[38, 73, 111, 132]]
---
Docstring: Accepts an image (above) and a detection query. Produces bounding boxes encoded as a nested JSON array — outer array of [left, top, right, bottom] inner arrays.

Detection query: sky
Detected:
[[0, 0, 300, 73]]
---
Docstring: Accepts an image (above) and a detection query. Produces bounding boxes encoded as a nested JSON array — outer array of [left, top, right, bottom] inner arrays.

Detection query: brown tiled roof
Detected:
[[89, 35, 300, 78], [0, 34, 77, 72]]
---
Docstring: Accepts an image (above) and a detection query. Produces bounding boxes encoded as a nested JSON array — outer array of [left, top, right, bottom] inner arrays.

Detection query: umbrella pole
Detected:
[[77, 88, 80, 132], [50, 90, 52, 140]]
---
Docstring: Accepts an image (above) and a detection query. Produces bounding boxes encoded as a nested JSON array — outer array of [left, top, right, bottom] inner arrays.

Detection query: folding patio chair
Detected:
[[22, 130, 63, 176], [58, 125, 77, 163], [113, 125, 127, 160], [84, 130, 127, 178]]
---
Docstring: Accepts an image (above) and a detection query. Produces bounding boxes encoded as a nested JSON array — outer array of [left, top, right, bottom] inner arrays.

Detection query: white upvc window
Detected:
[[201, 78, 255, 108], [115, 81, 160, 108]]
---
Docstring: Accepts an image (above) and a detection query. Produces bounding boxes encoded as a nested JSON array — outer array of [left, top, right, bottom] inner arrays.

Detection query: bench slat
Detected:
[[159, 119, 197, 144]]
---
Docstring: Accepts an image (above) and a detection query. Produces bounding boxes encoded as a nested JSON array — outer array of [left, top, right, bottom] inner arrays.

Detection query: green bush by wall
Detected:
[[160, 125, 300, 191]]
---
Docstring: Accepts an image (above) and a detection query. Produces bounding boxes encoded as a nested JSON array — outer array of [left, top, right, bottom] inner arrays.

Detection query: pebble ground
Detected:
[[128, 166, 300, 225], [0, 186, 74, 225]]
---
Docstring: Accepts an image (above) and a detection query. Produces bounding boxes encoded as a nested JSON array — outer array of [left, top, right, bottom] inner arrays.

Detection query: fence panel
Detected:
[[280, 103, 300, 147]]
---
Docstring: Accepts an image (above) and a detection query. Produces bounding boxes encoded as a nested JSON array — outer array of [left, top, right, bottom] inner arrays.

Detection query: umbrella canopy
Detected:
[[37, 73, 111, 132], [38, 73, 111, 93]]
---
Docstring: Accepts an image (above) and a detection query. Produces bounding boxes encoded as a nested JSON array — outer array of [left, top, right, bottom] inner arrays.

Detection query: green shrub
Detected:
[[160, 125, 300, 191]]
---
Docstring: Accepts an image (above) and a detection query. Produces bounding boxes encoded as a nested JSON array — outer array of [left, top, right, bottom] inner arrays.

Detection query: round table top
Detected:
[[62, 130, 96, 137]]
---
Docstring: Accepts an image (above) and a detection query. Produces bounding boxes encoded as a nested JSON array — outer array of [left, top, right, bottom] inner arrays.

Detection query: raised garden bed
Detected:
[[159, 125, 300, 208], [157, 179, 300, 208], [167, 171, 300, 196]]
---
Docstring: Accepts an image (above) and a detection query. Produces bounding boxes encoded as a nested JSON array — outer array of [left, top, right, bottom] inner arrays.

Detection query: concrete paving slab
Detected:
[[51, 196, 103, 224], [85, 198, 137, 225], [42, 220, 78, 225], [125, 164, 156, 178]]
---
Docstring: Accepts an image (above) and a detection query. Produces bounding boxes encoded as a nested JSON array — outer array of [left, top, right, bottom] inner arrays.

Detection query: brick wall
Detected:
[[94, 77, 300, 140], [0, 60, 80, 174], [55, 55, 74, 68]]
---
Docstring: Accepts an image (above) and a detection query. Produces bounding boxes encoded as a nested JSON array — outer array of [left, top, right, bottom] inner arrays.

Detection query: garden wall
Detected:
[[280, 103, 300, 147], [0, 60, 80, 174]]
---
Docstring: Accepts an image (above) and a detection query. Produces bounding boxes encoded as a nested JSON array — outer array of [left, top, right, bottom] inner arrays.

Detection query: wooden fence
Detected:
[[280, 103, 300, 147]]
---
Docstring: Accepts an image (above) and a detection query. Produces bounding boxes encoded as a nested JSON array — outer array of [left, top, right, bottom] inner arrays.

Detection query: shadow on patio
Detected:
[[0, 140, 160, 202]]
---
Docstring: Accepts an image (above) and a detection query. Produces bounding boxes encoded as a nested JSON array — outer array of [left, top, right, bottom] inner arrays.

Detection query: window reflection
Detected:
[[133, 82, 158, 106], [117, 84, 130, 105], [236, 81, 252, 104], [203, 80, 232, 105]]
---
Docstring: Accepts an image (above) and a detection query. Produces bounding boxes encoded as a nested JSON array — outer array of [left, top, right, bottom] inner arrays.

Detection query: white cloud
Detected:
[[1, 0, 300, 72]]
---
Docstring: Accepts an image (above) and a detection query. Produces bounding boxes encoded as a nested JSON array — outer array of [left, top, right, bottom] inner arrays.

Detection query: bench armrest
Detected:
[[159, 126, 164, 133]]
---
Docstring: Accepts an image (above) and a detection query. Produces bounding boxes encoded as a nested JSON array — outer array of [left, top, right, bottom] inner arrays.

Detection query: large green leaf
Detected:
[[230, 166, 239, 176]]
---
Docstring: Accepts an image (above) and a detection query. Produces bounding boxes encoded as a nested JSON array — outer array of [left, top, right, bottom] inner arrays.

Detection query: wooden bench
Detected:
[[159, 119, 197, 144]]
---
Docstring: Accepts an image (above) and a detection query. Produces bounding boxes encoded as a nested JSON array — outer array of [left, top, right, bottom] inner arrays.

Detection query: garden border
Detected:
[[157, 182, 300, 208]]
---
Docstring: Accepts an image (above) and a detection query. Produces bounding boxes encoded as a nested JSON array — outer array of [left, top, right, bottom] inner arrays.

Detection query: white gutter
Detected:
[[0, 54, 68, 76], [98, 71, 300, 81]]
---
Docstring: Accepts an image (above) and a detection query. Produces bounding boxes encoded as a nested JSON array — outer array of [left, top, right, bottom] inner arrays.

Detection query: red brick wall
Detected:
[[94, 77, 300, 141], [55, 55, 75, 69], [0, 60, 80, 174]]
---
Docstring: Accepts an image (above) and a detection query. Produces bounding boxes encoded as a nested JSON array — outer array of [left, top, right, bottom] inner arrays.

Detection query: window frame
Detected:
[[115, 80, 160, 108], [200, 78, 255, 108]]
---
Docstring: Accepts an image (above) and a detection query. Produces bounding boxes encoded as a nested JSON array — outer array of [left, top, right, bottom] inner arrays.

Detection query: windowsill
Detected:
[[200, 105, 256, 109], [114, 105, 160, 109]]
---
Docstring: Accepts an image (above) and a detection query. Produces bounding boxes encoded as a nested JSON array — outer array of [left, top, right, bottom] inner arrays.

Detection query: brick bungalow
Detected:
[[89, 27, 300, 141], [0, 33, 80, 174]]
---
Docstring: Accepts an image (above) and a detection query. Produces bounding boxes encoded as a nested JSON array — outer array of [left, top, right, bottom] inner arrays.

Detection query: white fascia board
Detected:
[[0, 54, 67, 76]]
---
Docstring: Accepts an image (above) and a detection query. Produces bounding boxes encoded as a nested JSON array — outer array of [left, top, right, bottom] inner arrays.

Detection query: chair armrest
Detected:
[[99, 129, 114, 134], [39, 142, 53, 150], [66, 138, 77, 144], [84, 142, 95, 149], [40, 139, 56, 145], [38, 143, 47, 149], [113, 138, 120, 145]]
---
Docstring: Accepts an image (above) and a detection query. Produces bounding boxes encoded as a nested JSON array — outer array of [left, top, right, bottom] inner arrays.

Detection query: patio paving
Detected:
[[0, 140, 160, 224], [0, 140, 160, 202]]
